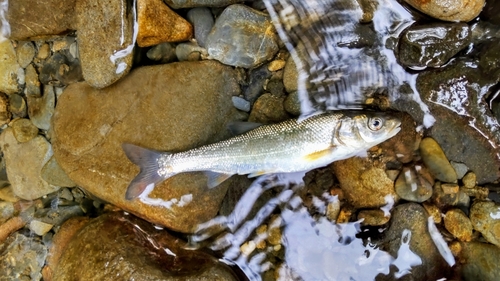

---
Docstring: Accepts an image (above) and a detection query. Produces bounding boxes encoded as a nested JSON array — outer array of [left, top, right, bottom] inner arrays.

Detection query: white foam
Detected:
[[392, 230, 422, 278], [138, 183, 193, 209], [381, 194, 395, 217], [0, 0, 10, 40], [427, 216, 455, 267], [490, 208, 500, 219], [109, 0, 138, 74]]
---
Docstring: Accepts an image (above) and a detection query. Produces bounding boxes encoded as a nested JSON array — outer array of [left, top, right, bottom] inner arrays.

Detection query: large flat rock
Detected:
[[51, 61, 243, 233]]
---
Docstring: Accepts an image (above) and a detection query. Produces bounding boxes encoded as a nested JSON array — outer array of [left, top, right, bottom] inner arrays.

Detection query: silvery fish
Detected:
[[122, 111, 401, 200]]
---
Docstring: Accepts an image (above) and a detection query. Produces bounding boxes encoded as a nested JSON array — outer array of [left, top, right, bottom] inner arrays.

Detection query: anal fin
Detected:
[[204, 171, 233, 188]]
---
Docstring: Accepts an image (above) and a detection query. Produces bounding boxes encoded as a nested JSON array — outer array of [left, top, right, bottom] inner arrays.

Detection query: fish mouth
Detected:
[[389, 122, 402, 138]]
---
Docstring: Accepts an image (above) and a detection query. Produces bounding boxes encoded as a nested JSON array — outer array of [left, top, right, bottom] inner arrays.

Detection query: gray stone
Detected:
[[231, 96, 251, 112], [36, 205, 84, 226], [0, 233, 47, 281], [398, 23, 471, 68], [76, 0, 134, 88], [8, 93, 27, 118], [39, 51, 83, 86], [0, 128, 59, 200], [164, 0, 243, 9], [16, 41, 36, 68], [243, 64, 272, 104], [0, 201, 14, 224], [5, 0, 76, 40], [41, 156, 76, 187], [187, 7, 214, 48], [146, 42, 177, 63], [450, 161, 468, 180], [394, 166, 433, 203], [175, 42, 207, 61], [206, 4, 279, 68], [284, 91, 302, 116], [0, 40, 23, 94], [29, 220, 54, 236], [27, 85, 55, 131], [52, 212, 238, 281], [51, 61, 243, 233], [11, 118, 39, 143]]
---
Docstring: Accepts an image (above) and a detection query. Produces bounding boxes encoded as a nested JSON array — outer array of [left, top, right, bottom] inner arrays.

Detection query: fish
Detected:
[[122, 111, 401, 200]]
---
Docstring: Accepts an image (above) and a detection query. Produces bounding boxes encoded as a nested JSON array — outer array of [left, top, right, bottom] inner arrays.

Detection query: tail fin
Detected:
[[122, 143, 165, 200]]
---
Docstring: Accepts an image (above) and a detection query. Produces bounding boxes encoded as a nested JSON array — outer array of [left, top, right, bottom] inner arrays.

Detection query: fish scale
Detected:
[[122, 111, 401, 200]]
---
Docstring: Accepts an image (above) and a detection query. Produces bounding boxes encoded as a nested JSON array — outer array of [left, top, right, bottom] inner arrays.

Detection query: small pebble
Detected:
[[37, 43, 51, 60], [358, 209, 390, 226], [16, 41, 36, 68], [8, 93, 27, 118], [441, 183, 459, 194], [422, 202, 441, 223], [268, 59, 286, 72], [232, 96, 251, 112], [336, 206, 355, 223], [25, 64, 41, 97], [0, 93, 11, 126], [10, 118, 39, 143], [419, 137, 457, 183], [460, 186, 489, 200], [394, 166, 433, 203], [267, 226, 281, 245], [30, 220, 54, 236], [284, 91, 301, 116], [462, 172, 477, 188], [146, 42, 177, 63], [186, 7, 214, 48], [444, 209, 473, 241], [326, 199, 341, 221], [175, 42, 207, 61], [249, 93, 289, 124], [240, 241, 256, 255], [450, 161, 469, 179]]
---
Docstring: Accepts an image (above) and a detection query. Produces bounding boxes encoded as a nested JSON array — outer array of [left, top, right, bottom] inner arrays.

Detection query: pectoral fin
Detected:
[[303, 147, 336, 162], [248, 170, 272, 178], [204, 171, 233, 188]]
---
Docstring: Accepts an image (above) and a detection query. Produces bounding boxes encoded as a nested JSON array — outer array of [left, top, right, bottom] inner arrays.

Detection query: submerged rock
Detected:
[[0, 39, 23, 94], [5, 0, 76, 40], [403, 0, 485, 22], [444, 208, 473, 242], [419, 137, 457, 183], [76, 0, 134, 88], [332, 157, 398, 209], [379, 203, 454, 280], [51, 61, 242, 233], [186, 7, 214, 48], [137, 0, 193, 47], [0, 128, 58, 200], [458, 241, 500, 281], [27, 85, 56, 131], [470, 201, 500, 247], [164, 0, 243, 9], [51, 212, 238, 281], [418, 58, 500, 184], [398, 23, 471, 68], [0, 233, 47, 281], [206, 4, 279, 68]]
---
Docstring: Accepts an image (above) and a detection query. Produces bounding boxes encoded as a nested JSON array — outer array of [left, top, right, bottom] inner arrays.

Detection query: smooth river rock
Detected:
[[5, 0, 76, 40], [403, 0, 485, 22], [76, 0, 134, 88], [51, 61, 243, 233], [52, 212, 238, 281]]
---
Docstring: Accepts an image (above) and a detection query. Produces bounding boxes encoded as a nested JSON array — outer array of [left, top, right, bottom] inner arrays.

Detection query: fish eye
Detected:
[[368, 117, 384, 131]]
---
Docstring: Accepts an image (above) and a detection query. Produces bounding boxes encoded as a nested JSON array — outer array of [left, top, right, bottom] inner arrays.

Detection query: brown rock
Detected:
[[5, 0, 76, 40], [10, 118, 39, 143], [444, 209, 473, 241], [419, 137, 458, 183], [51, 61, 242, 233], [76, 0, 134, 88], [137, 0, 193, 47], [332, 157, 398, 209], [51, 212, 237, 281], [459, 241, 500, 281], [248, 93, 290, 124], [0, 92, 11, 126], [43, 216, 90, 281], [470, 201, 500, 247], [378, 112, 421, 164], [403, 0, 485, 22], [358, 209, 390, 226], [423, 202, 442, 223]]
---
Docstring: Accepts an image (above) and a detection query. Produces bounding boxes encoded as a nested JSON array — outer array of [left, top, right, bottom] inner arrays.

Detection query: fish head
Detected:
[[337, 112, 401, 148]]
